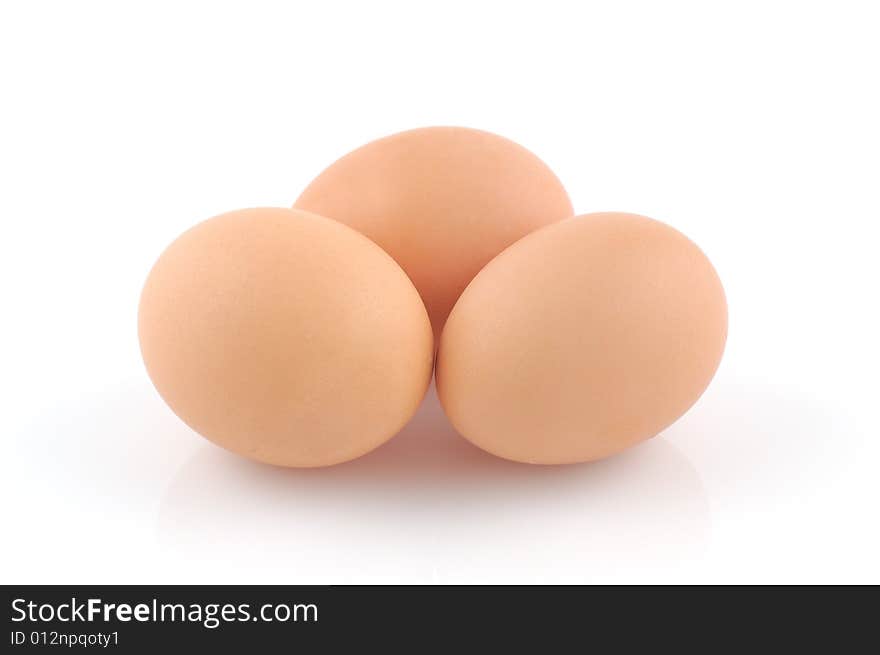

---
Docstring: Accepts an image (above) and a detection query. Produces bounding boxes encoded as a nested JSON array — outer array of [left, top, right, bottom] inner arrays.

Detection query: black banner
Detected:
[[1, 585, 874, 650]]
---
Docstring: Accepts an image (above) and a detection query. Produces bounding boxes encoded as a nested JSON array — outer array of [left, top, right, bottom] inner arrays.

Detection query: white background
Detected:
[[2, 1, 878, 584]]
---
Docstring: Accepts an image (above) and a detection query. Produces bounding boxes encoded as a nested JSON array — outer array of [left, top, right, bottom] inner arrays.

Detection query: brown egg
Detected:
[[294, 126, 573, 341], [138, 207, 433, 467], [436, 212, 727, 464]]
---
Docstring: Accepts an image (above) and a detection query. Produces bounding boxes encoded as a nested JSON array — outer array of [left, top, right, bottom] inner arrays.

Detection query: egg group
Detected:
[[139, 128, 727, 468]]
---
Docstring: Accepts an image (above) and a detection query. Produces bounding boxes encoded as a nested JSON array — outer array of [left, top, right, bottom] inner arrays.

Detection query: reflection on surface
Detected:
[[157, 386, 709, 583]]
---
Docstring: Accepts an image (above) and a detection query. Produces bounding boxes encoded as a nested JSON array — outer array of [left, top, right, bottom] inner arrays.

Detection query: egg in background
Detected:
[[294, 126, 573, 341]]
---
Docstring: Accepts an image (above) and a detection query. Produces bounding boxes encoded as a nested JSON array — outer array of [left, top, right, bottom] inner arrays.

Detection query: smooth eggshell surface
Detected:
[[294, 126, 573, 341], [436, 212, 727, 464], [138, 207, 434, 467]]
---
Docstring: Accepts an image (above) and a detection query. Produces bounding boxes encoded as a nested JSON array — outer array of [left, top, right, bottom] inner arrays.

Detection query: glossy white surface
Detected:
[[2, 0, 878, 583]]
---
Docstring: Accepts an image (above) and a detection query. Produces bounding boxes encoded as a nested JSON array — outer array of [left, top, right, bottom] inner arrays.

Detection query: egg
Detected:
[[294, 126, 573, 341], [436, 212, 727, 464], [138, 207, 434, 467]]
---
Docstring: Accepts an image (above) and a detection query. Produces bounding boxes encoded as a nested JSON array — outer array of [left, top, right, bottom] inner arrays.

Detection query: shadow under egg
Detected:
[[156, 386, 710, 583]]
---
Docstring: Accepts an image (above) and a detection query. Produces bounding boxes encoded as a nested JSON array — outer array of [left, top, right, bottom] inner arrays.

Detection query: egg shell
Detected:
[[294, 126, 573, 341], [138, 207, 434, 467], [436, 212, 728, 464]]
